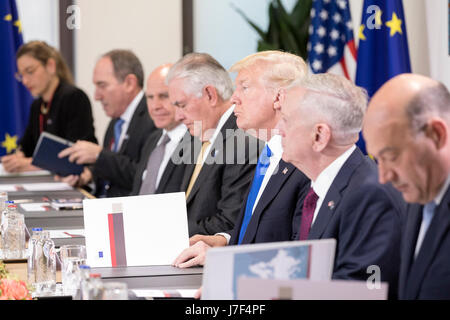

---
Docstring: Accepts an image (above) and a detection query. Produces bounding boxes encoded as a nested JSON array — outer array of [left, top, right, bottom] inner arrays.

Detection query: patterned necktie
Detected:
[[238, 144, 272, 244], [414, 201, 437, 258], [299, 187, 319, 241], [139, 134, 171, 195], [113, 118, 125, 152], [185, 141, 211, 199]]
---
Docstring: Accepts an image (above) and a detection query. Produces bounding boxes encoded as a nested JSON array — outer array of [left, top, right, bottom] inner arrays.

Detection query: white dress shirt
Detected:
[[141, 123, 188, 190], [115, 91, 144, 151], [310, 145, 356, 225]]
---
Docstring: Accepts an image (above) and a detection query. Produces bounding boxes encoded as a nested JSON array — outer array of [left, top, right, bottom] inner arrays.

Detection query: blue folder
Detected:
[[31, 132, 83, 177]]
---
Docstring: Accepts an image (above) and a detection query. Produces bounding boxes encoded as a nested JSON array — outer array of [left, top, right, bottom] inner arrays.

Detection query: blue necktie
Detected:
[[238, 144, 272, 244], [414, 201, 437, 258], [113, 118, 125, 152]]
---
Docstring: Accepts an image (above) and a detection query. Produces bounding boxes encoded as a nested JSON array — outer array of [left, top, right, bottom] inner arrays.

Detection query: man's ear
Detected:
[[273, 88, 286, 111], [123, 74, 139, 92], [203, 85, 218, 106], [312, 123, 331, 152], [427, 118, 448, 150]]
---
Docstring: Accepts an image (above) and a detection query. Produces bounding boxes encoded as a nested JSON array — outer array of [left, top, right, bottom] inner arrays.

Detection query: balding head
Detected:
[[146, 63, 180, 131], [363, 73, 450, 204]]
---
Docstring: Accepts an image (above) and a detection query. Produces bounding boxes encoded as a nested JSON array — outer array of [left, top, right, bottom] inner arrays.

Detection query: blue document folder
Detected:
[[31, 132, 83, 177]]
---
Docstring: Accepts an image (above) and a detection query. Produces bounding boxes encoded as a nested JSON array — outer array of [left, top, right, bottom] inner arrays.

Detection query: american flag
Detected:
[[307, 0, 357, 81]]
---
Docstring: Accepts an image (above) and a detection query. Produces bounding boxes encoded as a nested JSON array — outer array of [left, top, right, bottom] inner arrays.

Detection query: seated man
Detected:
[[363, 74, 450, 299], [58, 50, 156, 197], [130, 63, 190, 196], [276, 73, 405, 299], [167, 53, 260, 236], [173, 51, 310, 268]]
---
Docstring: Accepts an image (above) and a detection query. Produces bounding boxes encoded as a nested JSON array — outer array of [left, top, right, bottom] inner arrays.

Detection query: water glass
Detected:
[[101, 282, 128, 300], [59, 245, 87, 297]]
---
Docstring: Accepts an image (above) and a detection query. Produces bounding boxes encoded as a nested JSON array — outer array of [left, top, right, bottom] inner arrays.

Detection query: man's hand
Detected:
[[172, 241, 211, 268], [1, 153, 35, 173], [189, 234, 228, 247], [58, 141, 102, 165], [54, 167, 93, 187]]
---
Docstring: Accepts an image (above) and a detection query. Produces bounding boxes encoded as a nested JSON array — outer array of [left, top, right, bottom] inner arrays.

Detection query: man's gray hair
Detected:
[[289, 73, 369, 145], [102, 49, 144, 88], [166, 53, 234, 101], [406, 82, 450, 133]]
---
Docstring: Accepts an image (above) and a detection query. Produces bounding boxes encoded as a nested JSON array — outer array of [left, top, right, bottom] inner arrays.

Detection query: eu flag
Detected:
[[355, 0, 411, 154], [0, 0, 32, 156]]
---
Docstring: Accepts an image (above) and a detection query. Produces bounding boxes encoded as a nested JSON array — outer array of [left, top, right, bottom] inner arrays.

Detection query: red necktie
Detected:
[[299, 187, 319, 240]]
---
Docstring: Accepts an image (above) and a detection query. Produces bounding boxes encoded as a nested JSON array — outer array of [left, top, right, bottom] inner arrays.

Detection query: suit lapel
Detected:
[[404, 188, 450, 299], [242, 161, 296, 243], [308, 148, 365, 239], [118, 97, 145, 154], [185, 114, 237, 204]]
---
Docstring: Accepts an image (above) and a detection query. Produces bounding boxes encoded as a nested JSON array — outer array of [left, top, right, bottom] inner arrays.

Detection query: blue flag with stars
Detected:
[[355, 0, 411, 154], [0, 0, 32, 157]]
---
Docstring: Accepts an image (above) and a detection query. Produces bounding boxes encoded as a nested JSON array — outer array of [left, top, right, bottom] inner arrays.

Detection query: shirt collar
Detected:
[[208, 105, 235, 145], [434, 174, 450, 206], [120, 91, 144, 123], [311, 145, 356, 199], [266, 134, 283, 159], [162, 123, 188, 145]]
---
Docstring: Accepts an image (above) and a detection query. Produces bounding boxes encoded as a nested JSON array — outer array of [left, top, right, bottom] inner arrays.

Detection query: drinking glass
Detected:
[[59, 245, 87, 297], [101, 282, 128, 300]]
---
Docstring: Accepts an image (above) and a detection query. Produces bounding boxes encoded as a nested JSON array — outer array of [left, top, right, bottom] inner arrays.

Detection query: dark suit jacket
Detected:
[[399, 186, 450, 300], [181, 113, 260, 236], [297, 148, 404, 299], [130, 129, 191, 196], [20, 81, 97, 157], [92, 96, 156, 197], [229, 161, 310, 245]]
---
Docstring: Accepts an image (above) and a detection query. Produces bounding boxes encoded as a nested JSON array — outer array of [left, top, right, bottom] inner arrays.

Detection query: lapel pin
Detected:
[[328, 201, 335, 210], [282, 167, 289, 175], [212, 149, 219, 158]]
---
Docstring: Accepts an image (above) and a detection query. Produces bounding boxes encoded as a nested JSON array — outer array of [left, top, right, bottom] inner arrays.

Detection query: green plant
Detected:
[[232, 0, 313, 60]]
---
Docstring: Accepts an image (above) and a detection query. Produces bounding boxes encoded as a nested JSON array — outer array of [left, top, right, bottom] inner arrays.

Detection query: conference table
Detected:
[[0, 170, 202, 298]]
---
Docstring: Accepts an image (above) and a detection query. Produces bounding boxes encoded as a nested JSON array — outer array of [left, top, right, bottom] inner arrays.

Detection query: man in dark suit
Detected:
[[58, 50, 156, 197], [363, 74, 450, 300], [276, 73, 404, 299], [130, 63, 189, 196], [173, 51, 310, 269], [166, 53, 259, 236]]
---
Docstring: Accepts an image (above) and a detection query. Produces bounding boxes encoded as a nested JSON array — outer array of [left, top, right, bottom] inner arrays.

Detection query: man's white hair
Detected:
[[289, 73, 369, 145], [166, 52, 234, 101]]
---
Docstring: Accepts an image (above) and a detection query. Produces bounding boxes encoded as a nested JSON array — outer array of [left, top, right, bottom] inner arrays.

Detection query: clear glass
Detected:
[[101, 282, 128, 300], [27, 229, 43, 286], [0, 192, 8, 212], [34, 231, 56, 295], [59, 245, 87, 297], [83, 276, 104, 300], [1, 210, 25, 259]]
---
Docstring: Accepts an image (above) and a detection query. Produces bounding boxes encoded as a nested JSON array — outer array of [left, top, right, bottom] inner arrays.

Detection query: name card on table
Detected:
[[83, 192, 189, 268]]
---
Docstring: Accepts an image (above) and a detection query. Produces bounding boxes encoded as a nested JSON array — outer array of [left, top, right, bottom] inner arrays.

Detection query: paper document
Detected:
[[83, 192, 189, 268], [0, 163, 51, 177], [20, 203, 50, 212], [22, 182, 72, 191], [48, 229, 85, 239], [0, 184, 20, 192]]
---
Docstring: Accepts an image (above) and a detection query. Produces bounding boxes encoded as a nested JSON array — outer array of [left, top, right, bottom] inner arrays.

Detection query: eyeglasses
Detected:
[[15, 64, 40, 83]]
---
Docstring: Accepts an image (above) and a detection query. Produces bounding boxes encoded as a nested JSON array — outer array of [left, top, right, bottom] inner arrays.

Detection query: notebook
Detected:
[[31, 132, 83, 177]]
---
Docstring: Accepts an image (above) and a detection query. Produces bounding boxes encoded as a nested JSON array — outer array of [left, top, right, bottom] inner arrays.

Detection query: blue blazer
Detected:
[[399, 186, 450, 299], [229, 160, 310, 245], [298, 148, 405, 299]]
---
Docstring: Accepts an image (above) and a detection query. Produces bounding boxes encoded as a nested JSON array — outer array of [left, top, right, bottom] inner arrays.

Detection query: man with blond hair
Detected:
[[173, 51, 310, 268], [363, 74, 450, 299], [276, 72, 404, 299]]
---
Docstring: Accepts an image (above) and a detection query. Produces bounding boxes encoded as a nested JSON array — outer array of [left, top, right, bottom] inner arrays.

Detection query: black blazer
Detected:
[[19, 81, 97, 156], [181, 113, 260, 236], [229, 161, 310, 245], [296, 148, 405, 299], [399, 186, 450, 300], [130, 129, 191, 196], [92, 96, 156, 198]]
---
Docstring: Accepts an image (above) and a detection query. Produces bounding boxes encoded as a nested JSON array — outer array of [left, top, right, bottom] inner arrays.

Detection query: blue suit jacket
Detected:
[[399, 186, 450, 299], [229, 160, 310, 245], [297, 148, 405, 299]]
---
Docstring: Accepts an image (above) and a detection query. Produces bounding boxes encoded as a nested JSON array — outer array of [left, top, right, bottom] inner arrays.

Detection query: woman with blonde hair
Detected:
[[2, 41, 97, 173]]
